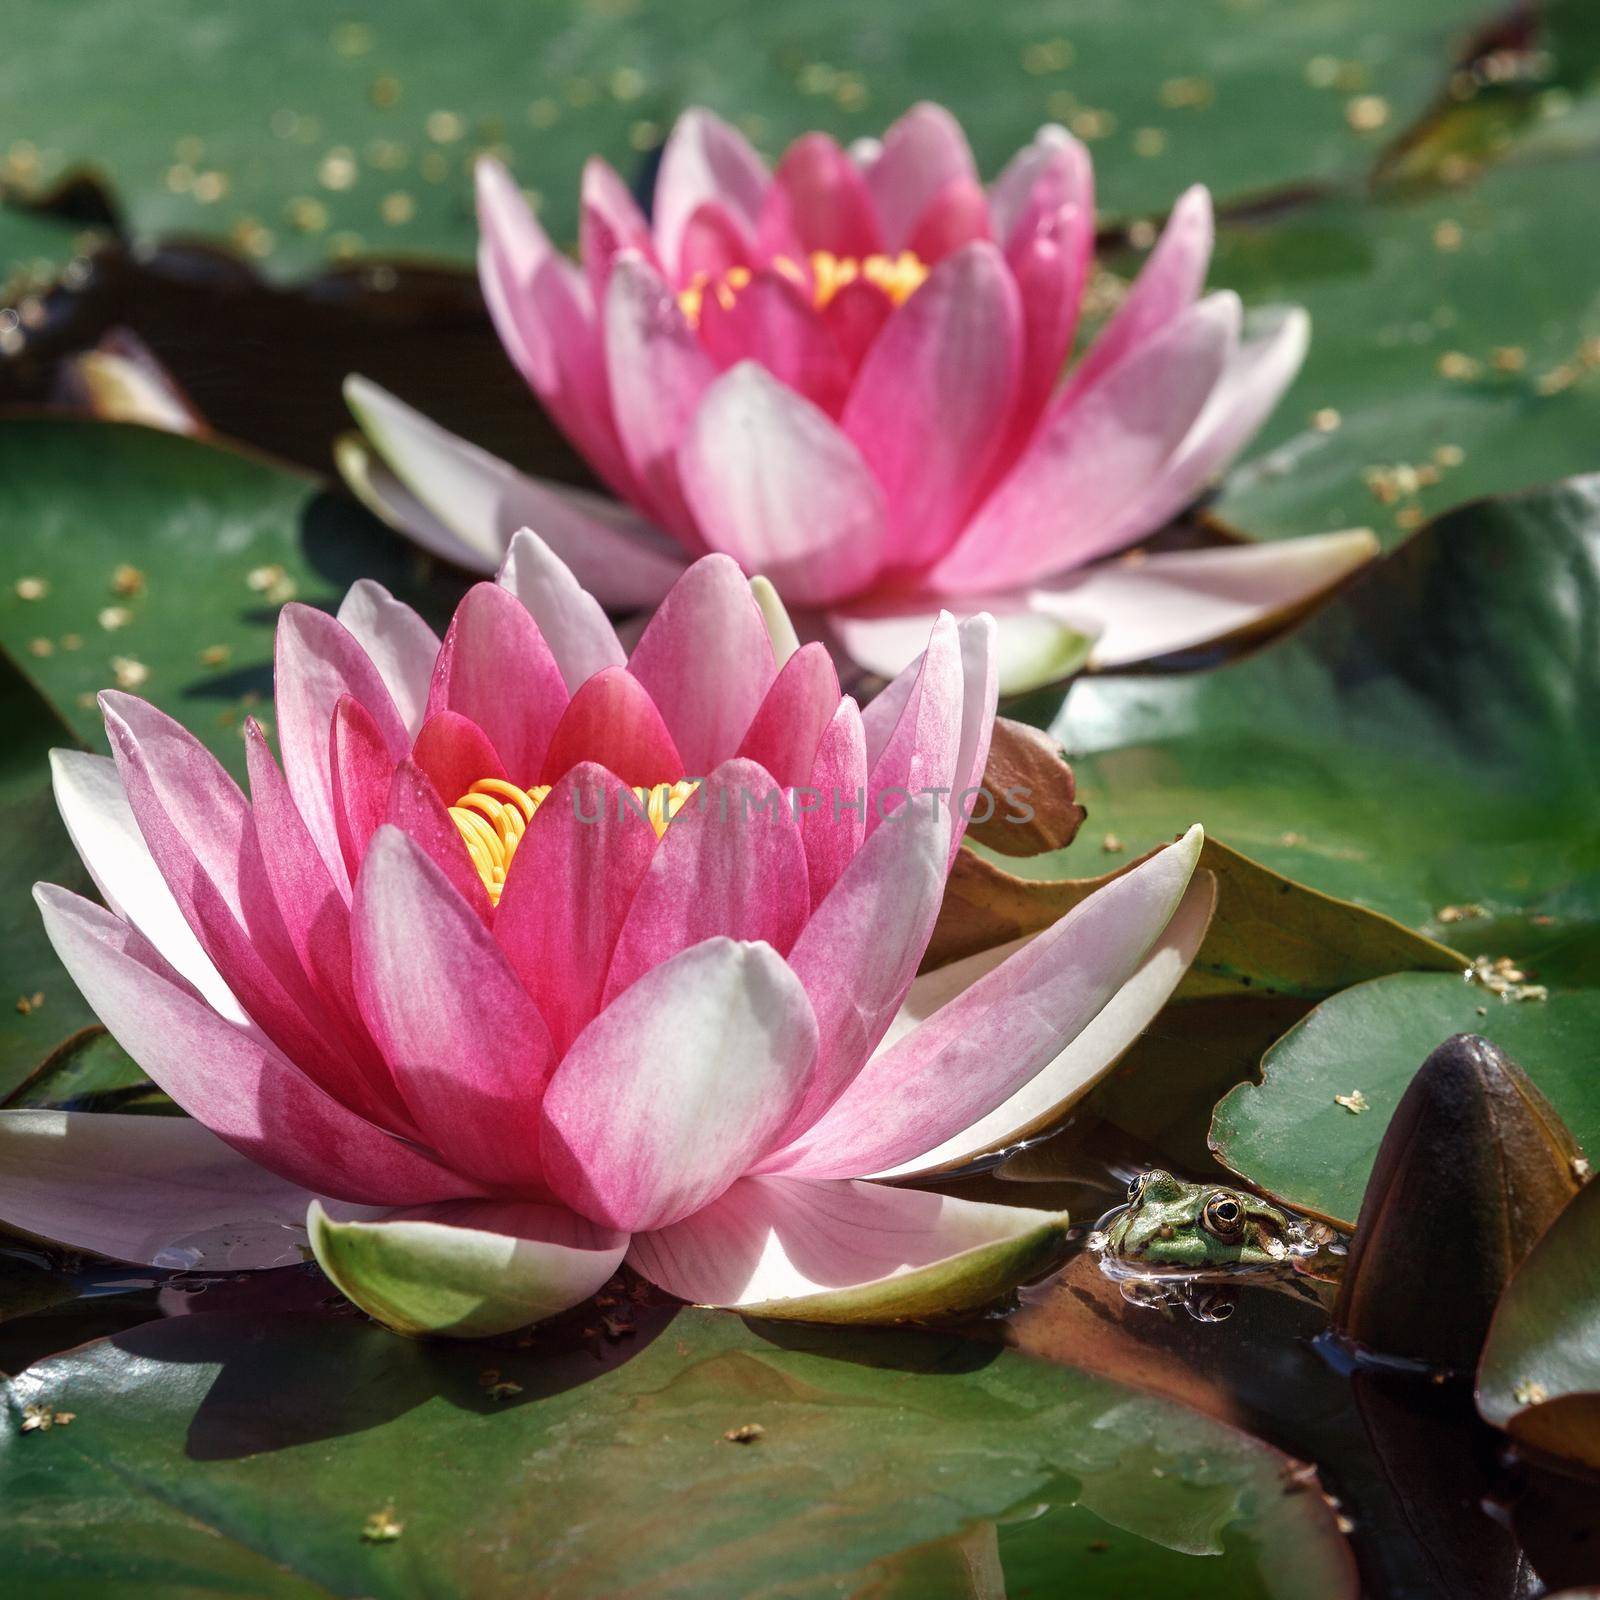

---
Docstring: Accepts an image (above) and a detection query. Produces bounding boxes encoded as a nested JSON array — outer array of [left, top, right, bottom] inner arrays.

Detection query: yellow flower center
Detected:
[[677, 250, 930, 328], [450, 777, 697, 904]]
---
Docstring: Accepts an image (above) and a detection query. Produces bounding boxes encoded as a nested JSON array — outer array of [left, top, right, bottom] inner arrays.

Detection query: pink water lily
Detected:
[[341, 102, 1375, 695], [3, 533, 1213, 1337]]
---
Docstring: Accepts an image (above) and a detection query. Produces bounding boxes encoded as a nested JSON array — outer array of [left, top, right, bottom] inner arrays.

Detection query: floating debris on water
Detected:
[[723, 1423, 766, 1444], [361, 1504, 404, 1542]]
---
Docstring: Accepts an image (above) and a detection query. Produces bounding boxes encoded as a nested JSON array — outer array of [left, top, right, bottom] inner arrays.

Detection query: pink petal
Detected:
[[539, 666, 683, 786], [864, 103, 979, 250], [275, 601, 408, 892], [495, 527, 627, 693], [735, 642, 840, 788], [330, 693, 397, 882], [872, 869, 1216, 1178], [603, 756, 811, 1005], [677, 198, 755, 283], [859, 612, 963, 832], [1006, 200, 1093, 445], [629, 1175, 1066, 1314], [1062, 183, 1213, 403], [353, 827, 555, 1192], [652, 108, 769, 278], [409, 709, 506, 806], [475, 156, 560, 392], [385, 759, 493, 924], [494, 762, 660, 1056], [245, 720, 392, 1114], [579, 155, 656, 308], [840, 241, 1021, 568], [626, 554, 775, 772], [540, 938, 817, 1231], [799, 697, 867, 908], [904, 176, 993, 262], [603, 252, 718, 537], [35, 885, 476, 1205], [1093, 305, 1311, 551], [928, 292, 1240, 593], [773, 797, 952, 1136], [761, 132, 881, 259], [344, 376, 686, 607], [49, 749, 245, 1027], [764, 826, 1203, 1178], [988, 126, 1093, 251], [1039, 527, 1379, 671], [0, 1109, 344, 1270], [677, 362, 888, 606], [427, 582, 569, 786], [335, 581, 440, 739], [695, 270, 851, 415], [102, 693, 370, 1112], [820, 276, 896, 368]]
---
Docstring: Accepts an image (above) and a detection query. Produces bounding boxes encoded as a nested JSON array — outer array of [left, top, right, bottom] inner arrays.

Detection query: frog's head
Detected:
[[1095, 1170, 1300, 1277]]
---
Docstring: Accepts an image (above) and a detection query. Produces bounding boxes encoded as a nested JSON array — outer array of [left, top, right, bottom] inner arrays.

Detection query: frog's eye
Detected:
[[1202, 1192, 1246, 1241], [1127, 1173, 1147, 1202]]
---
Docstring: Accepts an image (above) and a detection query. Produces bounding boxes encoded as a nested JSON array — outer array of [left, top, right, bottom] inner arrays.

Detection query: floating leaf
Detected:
[[1212, 973, 1600, 1230], [1, 1307, 1358, 1597]]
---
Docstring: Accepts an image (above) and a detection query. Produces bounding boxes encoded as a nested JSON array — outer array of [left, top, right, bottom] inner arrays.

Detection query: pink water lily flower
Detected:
[[3, 533, 1213, 1337], [340, 103, 1375, 696]]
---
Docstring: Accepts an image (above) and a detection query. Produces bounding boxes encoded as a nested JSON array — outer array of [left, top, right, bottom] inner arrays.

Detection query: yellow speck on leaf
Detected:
[[362, 1505, 404, 1542], [1335, 1090, 1370, 1115]]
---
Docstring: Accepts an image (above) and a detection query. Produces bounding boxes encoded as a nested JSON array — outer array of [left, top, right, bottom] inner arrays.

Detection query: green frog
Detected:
[[1090, 1169, 1344, 1318]]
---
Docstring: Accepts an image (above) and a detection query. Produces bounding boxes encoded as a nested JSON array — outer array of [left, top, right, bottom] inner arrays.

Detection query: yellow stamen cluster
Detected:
[[450, 777, 697, 904], [676, 250, 930, 327]]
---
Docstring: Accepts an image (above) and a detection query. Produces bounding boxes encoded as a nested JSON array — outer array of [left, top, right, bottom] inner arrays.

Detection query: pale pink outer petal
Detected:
[[840, 241, 1021, 568], [474, 156, 560, 391], [495, 528, 626, 693], [580, 154, 657, 307], [798, 697, 867, 908], [869, 868, 1217, 1178], [602, 757, 811, 1005], [652, 108, 770, 279], [0, 1110, 369, 1270], [335, 580, 441, 740], [275, 599, 409, 892], [540, 938, 819, 1232], [830, 597, 1094, 699], [426, 581, 569, 786], [1037, 528, 1380, 671], [626, 553, 776, 772], [763, 825, 1203, 1178], [629, 1175, 1063, 1310], [926, 292, 1240, 594], [336, 431, 498, 573], [988, 124, 1091, 248], [773, 798, 951, 1138], [330, 694, 396, 884], [494, 763, 660, 1058], [860, 612, 963, 832], [735, 642, 841, 788], [539, 666, 683, 786], [34, 885, 477, 1205], [352, 827, 554, 1192], [48, 749, 248, 1028], [678, 361, 889, 606], [603, 252, 718, 536], [1088, 305, 1311, 555], [1006, 200, 1094, 447], [863, 103, 980, 249], [1061, 182, 1214, 402], [344, 376, 686, 608]]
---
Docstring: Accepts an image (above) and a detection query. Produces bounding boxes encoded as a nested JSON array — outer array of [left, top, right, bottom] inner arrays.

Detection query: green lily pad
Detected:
[[1211, 972, 1600, 1229], [2, 1028, 170, 1116], [0, 657, 97, 1097], [0, 1305, 1355, 1597], [1211, 156, 1600, 545], [1478, 1176, 1600, 1472], [0, 0, 1486, 279], [1053, 476, 1600, 964], [0, 417, 461, 784]]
